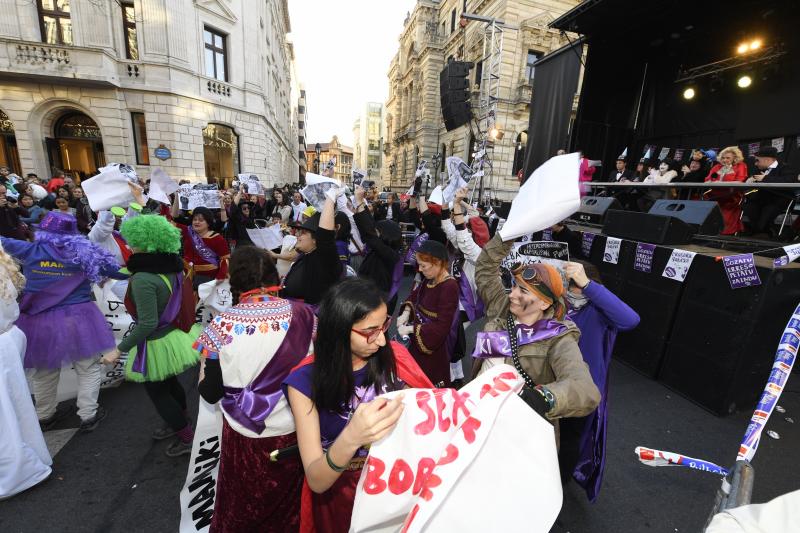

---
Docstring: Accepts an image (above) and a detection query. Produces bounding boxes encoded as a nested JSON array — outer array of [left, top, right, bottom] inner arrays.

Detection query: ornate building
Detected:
[[305, 136, 353, 184], [383, 0, 580, 199], [0, 0, 301, 188]]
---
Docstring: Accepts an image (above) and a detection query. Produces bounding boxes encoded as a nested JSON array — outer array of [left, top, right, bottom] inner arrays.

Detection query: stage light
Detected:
[[749, 39, 762, 51], [737, 42, 749, 54], [489, 127, 504, 140], [683, 87, 696, 100], [737, 75, 752, 88]]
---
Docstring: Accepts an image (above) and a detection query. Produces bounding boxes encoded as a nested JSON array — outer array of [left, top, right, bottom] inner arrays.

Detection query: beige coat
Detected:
[[475, 234, 601, 421]]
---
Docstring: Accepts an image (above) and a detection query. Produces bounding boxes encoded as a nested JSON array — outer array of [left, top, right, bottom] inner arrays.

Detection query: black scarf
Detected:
[[126, 253, 183, 274]]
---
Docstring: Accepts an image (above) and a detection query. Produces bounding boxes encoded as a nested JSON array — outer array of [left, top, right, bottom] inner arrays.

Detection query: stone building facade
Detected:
[[0, 0, 300, 188], [383, 0, 579, 199], [305, 136, 353, 184]]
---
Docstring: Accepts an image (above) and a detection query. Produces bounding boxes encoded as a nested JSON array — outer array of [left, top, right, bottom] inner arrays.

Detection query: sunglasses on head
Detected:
[[500, 264, 539, 290], [351, 316, 392, 343]]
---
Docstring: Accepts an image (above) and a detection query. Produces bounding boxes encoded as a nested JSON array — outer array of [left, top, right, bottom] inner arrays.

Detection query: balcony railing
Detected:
[[15, 44, 70, 65], [207, 79, 232, 97], [1, 38, 119, 87]]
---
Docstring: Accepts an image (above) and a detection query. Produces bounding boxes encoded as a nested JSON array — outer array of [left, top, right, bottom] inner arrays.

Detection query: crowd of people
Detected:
[[0, 161, 643, 532], [596, 145, 798, 238]]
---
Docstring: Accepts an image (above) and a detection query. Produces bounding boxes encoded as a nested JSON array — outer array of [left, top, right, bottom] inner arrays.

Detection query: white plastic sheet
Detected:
[[82, 167, 137, 211], [148, 167, 179, 205], [349, 364, 562, 533], [498, 153, 581, 241]]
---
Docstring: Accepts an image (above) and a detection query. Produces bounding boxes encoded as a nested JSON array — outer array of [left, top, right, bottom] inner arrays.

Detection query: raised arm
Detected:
[[475, 233, 513, 319]]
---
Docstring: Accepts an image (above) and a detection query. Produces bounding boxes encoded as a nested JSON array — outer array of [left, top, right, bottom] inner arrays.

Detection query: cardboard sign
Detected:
[[773, 243, 800, 268], [350, 364, 561, 533], [499, 153, 581, 241], [502, 241, 569, 270]]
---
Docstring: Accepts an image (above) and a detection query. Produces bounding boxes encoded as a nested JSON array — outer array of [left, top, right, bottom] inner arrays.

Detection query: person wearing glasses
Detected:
[[396, 239, 460, 387], [283, 277, 415, 533], [474, 232, 600, 437], [195, 246, 316, 532], [220, 189, 256, 248]]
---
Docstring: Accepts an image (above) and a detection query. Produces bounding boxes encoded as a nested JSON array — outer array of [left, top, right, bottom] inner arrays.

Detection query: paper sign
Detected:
[[633, 243, 656, 273], [502, 241, 569, 270], [737, 302, 800, 462], [238, 174, 264, 196], [178, 184, 220, 211], [773, 243, 800, 267], [352, 168, 366, 186], [603, 237, 621, 264], [301, 172, 342, 211], [541, 228, 553, 242], [748, 142, 760, 157], [635, 446, 728, 476], [246, 224, 284, 251], [349, 365, 561, 533], [99, 162, 138, 183], [674, 148, 685, 162], [772, 137, 785, 153], [581, 232, 596, 257], [179, 398, 223, 533], [148, 167, 179, 205], [722, 253, 761, 289], [499, 153, 581, 241], [82, 167, 137, 211], [662, 249, 696, 282], [658, 147, 670, 160], [443, 156, 472, 204], [195, 280, 233, 326], [427, 185, 444, 206]]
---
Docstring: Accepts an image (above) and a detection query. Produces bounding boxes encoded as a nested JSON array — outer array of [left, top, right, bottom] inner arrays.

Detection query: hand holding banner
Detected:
[[499, 153, 581, 241]]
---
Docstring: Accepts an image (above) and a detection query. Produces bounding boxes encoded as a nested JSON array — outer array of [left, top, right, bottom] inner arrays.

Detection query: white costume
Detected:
[[0, 277, 52, 499]]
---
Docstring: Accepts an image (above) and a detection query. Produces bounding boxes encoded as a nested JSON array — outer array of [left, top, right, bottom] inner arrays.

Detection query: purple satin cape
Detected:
[[405, 232, 428, 266], [19, 272, 87, 315], [221, 301, 315, 434], [453, 255, 484, 322], [472, 319, 567, 359], [131, 275, 183, 376], [188, 227, 219, 266], [387, 256, 405, 301]]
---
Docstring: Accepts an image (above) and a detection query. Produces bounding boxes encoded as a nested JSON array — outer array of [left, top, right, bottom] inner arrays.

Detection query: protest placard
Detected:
[[499, 153, 581, 240], [237, 174, 264, 196], [178, 184, 220, 210], [350, 364, 561, 533], [427, 185, 444, 206], [148, 167, 179, 205], [443, 156, 472, 204], [82, 167, 137, 211], [246, 224, 284, 251], [603, 237, 621, 264], [501, 241, 570, 270], [722, 253, 761, 289], [662, 249, 697, 282], [633, 243, 656, 273]]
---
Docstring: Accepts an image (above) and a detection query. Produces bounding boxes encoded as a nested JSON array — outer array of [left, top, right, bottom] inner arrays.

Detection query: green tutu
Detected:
[[124, 325, 203, 383]]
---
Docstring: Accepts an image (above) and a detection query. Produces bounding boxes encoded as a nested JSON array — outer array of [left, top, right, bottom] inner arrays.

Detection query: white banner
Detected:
[[603, 237, 622, 264], [350, 365, 561, 532], [196, 280, 233, 326], [662, 249, 697, 282], [179, 398, 223, 533], [499, 153, 581, 241]]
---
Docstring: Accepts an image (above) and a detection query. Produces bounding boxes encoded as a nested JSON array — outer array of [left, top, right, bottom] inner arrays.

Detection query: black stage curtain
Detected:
[[522, 40, 582, 181]]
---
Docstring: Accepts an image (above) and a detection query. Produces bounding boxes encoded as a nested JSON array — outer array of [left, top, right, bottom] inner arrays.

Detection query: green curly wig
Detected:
[[120, 215, 182, 254]]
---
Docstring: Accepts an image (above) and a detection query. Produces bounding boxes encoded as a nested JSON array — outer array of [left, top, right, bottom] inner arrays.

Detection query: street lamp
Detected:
[[314, 143, 321, 174]]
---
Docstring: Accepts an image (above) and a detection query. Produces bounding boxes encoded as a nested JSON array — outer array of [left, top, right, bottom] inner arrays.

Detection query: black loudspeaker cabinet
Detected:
[[658, 254, 800, 415], [603, 210, 694, 245], [571, 196, 622, 225], [648, 200, 723, 235], [585, 235, 685, 377]]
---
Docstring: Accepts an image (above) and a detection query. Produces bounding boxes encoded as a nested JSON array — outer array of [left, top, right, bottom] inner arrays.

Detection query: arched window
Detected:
[[203, 124, 240, 187], [512, 130, 528, 176], [55, 112, 102, 139], [0, 109, 21, 174]]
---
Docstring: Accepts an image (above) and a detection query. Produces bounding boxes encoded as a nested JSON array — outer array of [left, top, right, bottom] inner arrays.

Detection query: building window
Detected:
[[450, 9, 456, 34], [131, 113, 149, 165], [298, 120, 305, 130], [203, 124, 239, 185], [525, 51, 539, 82], [122, 2, 139, 60], [204, 27, 228, 82], [298, 105, 305, 114], [38, 0, 72, 46]]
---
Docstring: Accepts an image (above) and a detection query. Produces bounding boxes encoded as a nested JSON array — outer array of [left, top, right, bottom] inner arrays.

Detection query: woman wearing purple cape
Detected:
[[1, 211, 122, 432], [560, 260, 639, 501]]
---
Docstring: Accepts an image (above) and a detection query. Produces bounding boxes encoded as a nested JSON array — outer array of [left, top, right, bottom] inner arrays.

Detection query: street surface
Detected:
[[2, 277, 798, 533]]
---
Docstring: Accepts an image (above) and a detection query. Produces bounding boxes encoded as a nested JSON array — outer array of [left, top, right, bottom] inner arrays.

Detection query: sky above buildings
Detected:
[[288, 0, 417, 146]]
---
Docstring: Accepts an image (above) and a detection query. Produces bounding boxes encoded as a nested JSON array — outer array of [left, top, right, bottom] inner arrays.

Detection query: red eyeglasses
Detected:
[[351, 316, 392, 343]]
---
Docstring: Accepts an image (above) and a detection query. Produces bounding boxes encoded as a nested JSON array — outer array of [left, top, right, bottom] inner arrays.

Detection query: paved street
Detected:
[[2, 278, 799, 532]]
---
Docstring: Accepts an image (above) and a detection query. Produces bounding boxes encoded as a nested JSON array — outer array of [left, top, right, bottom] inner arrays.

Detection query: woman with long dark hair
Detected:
[[283, 277, 406, 533], [195, 246, 316, 532], [170, 196, 231, 289], [270, 190, 292, 223]]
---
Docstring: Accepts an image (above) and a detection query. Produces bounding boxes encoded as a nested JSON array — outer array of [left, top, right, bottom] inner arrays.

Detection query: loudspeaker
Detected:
[[570, 196, 622, 225], [658, 255, 800, 414], [602, 210, 693, 245], [648, 200, 723, 235], [440, 61, 472, 131], [442, 103, 471, 131]]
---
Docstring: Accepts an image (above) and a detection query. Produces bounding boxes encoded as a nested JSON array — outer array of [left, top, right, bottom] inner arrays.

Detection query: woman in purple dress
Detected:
[[283, 277, 406, 533], [560, 260, 640, 501]]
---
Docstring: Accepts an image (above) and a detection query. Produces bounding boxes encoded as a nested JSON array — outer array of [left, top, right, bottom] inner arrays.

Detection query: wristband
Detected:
[[454, 222, 466, 231], [325, 449, 347, 472], [535, 385, 555, 412]]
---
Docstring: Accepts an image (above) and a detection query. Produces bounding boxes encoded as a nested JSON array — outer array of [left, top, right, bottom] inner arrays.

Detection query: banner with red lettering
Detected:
[[350, 364, 562, 533]]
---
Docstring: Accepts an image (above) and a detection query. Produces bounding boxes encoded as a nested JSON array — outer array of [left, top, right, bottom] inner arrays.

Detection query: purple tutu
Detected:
[[16, 301, 116, 369]]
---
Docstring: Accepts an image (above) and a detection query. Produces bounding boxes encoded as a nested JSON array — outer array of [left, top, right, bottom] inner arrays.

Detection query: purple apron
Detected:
[[221, 301, 316, 434], [19, 272, 87, 315]]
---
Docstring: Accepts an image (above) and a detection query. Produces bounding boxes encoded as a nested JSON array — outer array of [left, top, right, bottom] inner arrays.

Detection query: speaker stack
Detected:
[[570, 196, 621, 225], [648, 199, 723, 235], [603, 210, 694, 245], [440, 61, 472, 131]]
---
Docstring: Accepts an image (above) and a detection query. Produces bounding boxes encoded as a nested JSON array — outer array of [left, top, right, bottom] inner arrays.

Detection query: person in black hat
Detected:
[[743, 146, 798, 237], [352, 186, 404, 312], [280, 189, 343, 305]]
